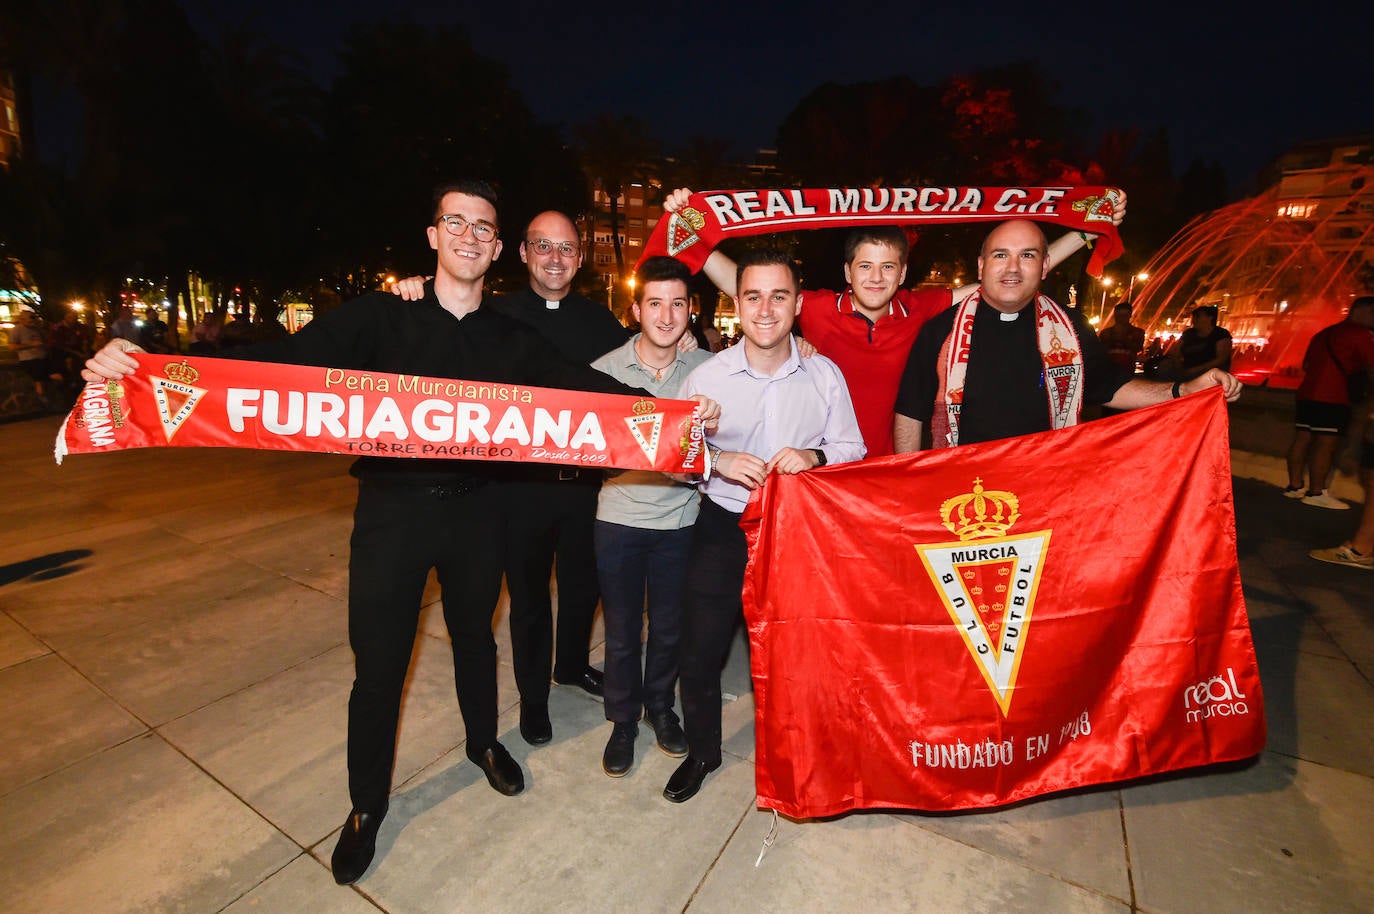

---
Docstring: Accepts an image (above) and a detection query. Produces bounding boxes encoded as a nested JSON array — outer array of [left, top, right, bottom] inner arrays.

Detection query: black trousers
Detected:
[[504, 476, 601, 708], [346, 480, 504, 814], [678, 497, 749, 767]]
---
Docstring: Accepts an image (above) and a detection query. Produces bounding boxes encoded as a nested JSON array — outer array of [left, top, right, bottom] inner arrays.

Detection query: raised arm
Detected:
[[664, 187, 738, 297], [949, 191, 1128, 303]]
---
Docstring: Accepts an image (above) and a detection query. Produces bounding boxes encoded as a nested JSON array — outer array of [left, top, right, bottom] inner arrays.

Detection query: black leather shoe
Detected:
[[330, 808, 386, 885], [602, 723, 637, 777], [645, 708, 687, 757], [663, 756, 720, 803], [469, 742, 525, 796], [554, 666, 604, 697], [519, 704, 552, 745]]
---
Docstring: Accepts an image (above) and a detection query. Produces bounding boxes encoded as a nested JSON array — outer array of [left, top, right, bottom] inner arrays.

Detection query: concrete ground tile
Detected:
[[905, 788, 1130, 900], [63, 575, 347, 725], [0, 611, 49, 670], [387, 631, 480, 807], [1247, 606, 1344, 659], [0, 733, 298, 914], [1253, 641, 1374, 776], [0, 653, 146, 795], [159, 645, 356, 846], [154, 495, 341, 544], [212, 505, 353, 598], [1287, 583, 1374, 668], [691, 807, 1129, 914], [357, 698, 757, 912], [1125, 752, 1374, 913], [0, 516, 167, 582], [5, 547, 282, 648], [220, 855, 380, 914]]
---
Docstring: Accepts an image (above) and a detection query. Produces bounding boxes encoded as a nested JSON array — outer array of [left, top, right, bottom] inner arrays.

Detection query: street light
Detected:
[[1128, 271, 1149, 300], [1099, 276, 1113, 321]]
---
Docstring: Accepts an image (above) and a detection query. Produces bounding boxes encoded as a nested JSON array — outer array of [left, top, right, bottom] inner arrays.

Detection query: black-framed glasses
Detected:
[[525, 238, 579, 257], [437, 214, 498, 242]]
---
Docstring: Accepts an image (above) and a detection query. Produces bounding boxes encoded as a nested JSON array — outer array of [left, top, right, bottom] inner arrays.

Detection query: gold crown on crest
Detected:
[[939, 478, 1020, 541], [631, 399, 657, 415], [163, 360, 200, 384], [678, 206, 707, 230]]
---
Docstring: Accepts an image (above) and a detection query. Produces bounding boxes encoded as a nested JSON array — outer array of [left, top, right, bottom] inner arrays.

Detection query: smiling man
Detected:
[[589, 256, 709, 777], [82, 181, 654, 886], [664, 247, 866, 803], [893, 219, 1242, 451], [497, 210, 631, 748]]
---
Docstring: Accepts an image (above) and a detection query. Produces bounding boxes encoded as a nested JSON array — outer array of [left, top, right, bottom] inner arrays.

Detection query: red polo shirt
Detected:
[[799, 287, 953, 457]]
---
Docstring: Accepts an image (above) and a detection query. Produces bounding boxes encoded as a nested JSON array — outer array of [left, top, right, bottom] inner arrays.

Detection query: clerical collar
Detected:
[[545, 299, 560, 310], [1000, 310, 1019, 322]]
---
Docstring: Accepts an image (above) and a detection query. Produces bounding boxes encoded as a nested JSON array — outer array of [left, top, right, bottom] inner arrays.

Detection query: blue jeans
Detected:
[[594, 520, 693, 723]]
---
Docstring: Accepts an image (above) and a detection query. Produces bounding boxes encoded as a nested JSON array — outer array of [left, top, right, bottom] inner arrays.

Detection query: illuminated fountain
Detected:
[[1132, 155, 1372, 388]]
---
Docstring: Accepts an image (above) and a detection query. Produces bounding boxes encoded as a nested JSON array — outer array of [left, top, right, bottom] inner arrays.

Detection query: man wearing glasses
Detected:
[[81, 182, 705, 885], [498, 211, 630, 747]]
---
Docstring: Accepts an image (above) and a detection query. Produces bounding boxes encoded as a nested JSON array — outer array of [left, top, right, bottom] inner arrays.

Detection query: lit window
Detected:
[[1276, 202, 1317, 219]]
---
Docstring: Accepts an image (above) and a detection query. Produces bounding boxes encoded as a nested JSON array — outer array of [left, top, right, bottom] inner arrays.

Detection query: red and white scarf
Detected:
[[639, 186, 1124, 278], [931, 291, 1084, 448]]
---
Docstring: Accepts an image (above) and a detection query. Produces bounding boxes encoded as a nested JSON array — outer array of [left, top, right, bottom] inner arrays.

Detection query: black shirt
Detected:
[[1178, 326, 1232, 372], [495, 287, 629, 365], [895, 301, 1132, 446], [233, 284, 635, 483]]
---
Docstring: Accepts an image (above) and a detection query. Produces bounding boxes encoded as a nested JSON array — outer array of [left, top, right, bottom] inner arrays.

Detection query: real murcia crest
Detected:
[[151, 360, 207, 441], [1071, 188, 1121, 225], [915, 478, 1052, 715], [1042, 329, 1081, 415], [666, 206, 707, 256], [624, 399, 663, 463]]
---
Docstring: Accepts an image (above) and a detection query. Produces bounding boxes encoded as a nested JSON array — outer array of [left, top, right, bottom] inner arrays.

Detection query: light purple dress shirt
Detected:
[[684, 337, 865, 513]]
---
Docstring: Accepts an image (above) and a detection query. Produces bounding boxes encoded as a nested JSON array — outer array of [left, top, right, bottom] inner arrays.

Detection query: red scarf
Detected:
[[932, 292, 1085, 448], [55, 354, 708, 473], [639, 186, 1123, 277]]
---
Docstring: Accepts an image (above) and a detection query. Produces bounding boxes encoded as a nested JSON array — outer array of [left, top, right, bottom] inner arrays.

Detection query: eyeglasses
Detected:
[[525, 238, 580, 257], [437, 214, 498, 242]]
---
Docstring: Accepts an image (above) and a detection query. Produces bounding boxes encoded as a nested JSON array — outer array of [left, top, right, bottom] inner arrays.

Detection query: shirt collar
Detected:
[[723, 335, 805, 378], [837, 289, 908, 319]]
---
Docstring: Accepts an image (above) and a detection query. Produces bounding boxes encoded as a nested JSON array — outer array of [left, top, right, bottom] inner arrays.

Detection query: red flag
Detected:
[[55, 354, 706, 474], [740, 390, 1264, 817]]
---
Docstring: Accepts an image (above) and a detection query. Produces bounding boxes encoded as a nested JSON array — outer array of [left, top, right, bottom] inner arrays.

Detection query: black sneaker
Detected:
[[602, 722, 637, 777]]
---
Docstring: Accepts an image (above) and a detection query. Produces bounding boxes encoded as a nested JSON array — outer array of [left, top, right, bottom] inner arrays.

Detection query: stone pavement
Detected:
[[1, 413, 1370, 914]]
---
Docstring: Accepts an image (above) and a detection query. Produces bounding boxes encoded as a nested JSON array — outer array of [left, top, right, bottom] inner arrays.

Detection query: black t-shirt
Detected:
[[1178, 326, 1232, 371], [895, 301, 1133, 446], [232, 284, 635, 483]]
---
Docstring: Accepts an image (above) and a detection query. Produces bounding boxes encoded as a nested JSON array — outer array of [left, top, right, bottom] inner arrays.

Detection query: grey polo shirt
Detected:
[[591, 335, 711, 530]]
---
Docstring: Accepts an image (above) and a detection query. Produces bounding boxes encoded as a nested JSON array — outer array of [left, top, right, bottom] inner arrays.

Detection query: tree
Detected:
[[576, 114, 658, 310], [321, 22, 584, 298]]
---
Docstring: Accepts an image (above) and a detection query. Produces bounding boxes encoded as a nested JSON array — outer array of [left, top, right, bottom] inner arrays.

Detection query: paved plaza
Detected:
[[1, 412, 1370, 913]]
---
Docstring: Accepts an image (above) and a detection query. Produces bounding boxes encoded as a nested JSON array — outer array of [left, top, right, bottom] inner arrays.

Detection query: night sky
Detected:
[[151, 1, 1374, 193]]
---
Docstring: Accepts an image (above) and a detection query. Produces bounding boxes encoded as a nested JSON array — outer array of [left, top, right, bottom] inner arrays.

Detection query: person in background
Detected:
[[1283, 296, 1374, 509]]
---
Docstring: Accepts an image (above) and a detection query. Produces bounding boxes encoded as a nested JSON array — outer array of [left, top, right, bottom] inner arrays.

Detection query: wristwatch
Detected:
[[812, 448, 827, 467]]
